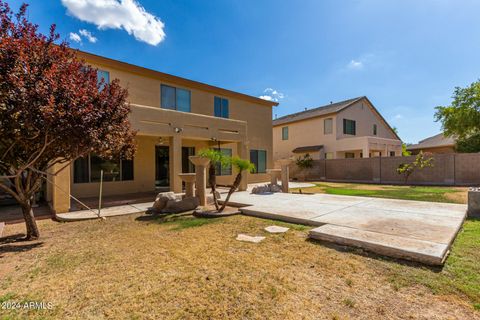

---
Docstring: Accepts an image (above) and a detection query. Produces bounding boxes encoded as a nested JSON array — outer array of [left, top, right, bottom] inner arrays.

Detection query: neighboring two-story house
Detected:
[[272, 96, 401, 161], [48, 50, 278, 213]]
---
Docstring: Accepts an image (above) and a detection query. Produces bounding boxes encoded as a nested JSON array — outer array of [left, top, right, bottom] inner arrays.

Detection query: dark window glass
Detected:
[[214, 96, 229, 118], [176, 88, 191, 112], [282, 127, 288, 140], [343, 119, 356, 135], [250, 150, 267, 173], [390, 151, 395, 157], [182, 147, 195, 173], [90, 156, 120, 182], [345, 152, 355, 158], [73, 157, 89, 183], [215, 148, 232, 176], [121, 159, 134, 181], [161, 85, 176, 110], [373, 124, 377, 136]]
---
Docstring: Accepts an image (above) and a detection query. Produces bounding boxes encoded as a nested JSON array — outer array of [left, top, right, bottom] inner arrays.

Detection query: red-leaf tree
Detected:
[[0, 2, 136, 240]]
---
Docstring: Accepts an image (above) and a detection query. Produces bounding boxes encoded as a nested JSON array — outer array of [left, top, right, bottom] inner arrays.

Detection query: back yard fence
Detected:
[[289, 153, 480, 186]]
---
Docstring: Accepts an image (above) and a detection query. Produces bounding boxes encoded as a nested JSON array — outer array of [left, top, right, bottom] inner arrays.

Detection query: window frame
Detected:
[[281, 126, 289, 140], [161, 84, 191, 112], [250, 149, 267, 174], [324, 118, 333, 135], [97, 69, 110, 91], [214, 96, 229, 118], [73, 154, 134, 184], [343, 119, 356, 135], [373, 124, 377, 136]]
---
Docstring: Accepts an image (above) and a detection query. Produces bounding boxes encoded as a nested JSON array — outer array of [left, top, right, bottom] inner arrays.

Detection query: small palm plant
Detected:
[[218, 157, 255, 212], [197, 148, 230, 210]]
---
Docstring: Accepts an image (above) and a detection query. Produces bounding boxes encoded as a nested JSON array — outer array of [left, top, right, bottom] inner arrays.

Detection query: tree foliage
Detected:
[[0, 2, 136, 239], [435, 80, 480, 152], [396, 152, 434, 183], [295, 153, 313, 169]]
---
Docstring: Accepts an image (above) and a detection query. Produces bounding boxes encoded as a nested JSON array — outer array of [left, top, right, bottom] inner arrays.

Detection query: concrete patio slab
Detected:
[[56, 202, 153, 221], [224, 191, 467, 265]]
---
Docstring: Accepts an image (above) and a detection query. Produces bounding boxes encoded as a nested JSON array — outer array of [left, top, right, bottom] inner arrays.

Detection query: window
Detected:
[[345, 152, 355, 159], [215, 148, 232, 176], [325, 152, 334, 159], [73, 155, 134, 183], [282, 126, 289, 140], [182, 147, 195, 173], [161, 85, 191, 112], [343, 119, 356, 135], [97, 70, 110, 91], [373, 124, 377, 136], [390, 151, 396, 157], [324, 118, 333, 134], [250, 150, 267, 174], [214, 97, 229, 118]]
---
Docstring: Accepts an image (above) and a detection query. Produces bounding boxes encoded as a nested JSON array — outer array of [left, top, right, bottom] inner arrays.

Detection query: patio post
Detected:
[[277, 159, 292, 193], [189, 156, 210, 206]]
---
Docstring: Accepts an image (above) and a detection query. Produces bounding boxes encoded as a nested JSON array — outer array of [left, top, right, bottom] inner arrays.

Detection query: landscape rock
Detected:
[[468, 188, 480, 218], [236, 234, 266, 243], [162, 196, 200, 214], [264, 226, 289, 233], [152, 192, 179, 212], [251, 183, 282, 194]]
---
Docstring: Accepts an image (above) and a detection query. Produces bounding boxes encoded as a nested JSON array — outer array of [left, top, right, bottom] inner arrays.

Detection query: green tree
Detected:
[[218, 157, 255, 212], [435, 80, 480, 152], [197, 148, 229, 210], [396, 152, 434, 183]]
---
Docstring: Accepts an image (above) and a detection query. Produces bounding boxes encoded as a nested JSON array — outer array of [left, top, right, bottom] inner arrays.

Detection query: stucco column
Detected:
[[49, 162, 71, 214], [237, 141, 249, 191], [362, 146, 370, 158], [277, 159, 292, 193], [169, 135, 182, 193], [189, 156, 210, 206], [178, 173, 196, 197]]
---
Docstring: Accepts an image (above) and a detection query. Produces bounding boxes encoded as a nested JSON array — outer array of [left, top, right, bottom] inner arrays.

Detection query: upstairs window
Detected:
[[282, 126, 289, 140], [97, 70, 110, 91], [214, 97, 229, 118], [343, 119, 356, 135], [373, 124, 377, 136], [250, 150, 267, 174], [161, 85, 191, 112], [324, 118, 333, 134]]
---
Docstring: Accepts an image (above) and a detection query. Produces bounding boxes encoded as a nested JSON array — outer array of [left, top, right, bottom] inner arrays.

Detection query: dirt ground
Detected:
[[1, 214, 478, 320]]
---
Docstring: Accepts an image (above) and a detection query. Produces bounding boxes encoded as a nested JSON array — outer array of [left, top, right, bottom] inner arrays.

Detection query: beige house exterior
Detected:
[[47, 50, 277, 213], [273, 97, 401, 161], [407, 133, 456, 155]]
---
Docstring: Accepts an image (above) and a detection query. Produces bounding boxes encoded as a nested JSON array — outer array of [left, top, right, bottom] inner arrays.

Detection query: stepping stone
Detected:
[[236, 234, 265, 243], [264, 225, 289, 233]]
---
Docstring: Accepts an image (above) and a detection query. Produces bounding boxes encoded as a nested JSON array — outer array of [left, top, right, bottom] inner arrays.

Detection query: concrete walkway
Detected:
[[56, 202, 152, 221], [226, 192, 467, 265]]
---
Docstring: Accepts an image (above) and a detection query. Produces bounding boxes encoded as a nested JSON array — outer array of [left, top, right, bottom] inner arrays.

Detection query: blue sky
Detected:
[[9, 0, 480, 143]]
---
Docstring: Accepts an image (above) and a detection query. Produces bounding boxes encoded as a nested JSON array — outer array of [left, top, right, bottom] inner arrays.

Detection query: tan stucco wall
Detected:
[[56, 52, 274, 205], [273, 99, 401, 161]]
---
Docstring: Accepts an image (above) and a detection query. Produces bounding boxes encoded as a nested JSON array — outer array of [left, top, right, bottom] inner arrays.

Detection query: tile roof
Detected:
[[272, 96, 365, 126], [292, 145, 324, 153], [407, 133, 456, 150]]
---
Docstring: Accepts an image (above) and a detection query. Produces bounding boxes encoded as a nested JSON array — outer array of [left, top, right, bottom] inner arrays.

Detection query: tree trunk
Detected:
[[219, 173, 242, 212], [208, 164, 219, 210], [20, 199, 40, 240]]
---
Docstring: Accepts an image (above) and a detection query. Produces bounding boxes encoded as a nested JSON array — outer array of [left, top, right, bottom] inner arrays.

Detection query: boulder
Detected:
[[251, 183, 282, 194], [152, 192, 179, 212], [162, 196, 200, 214]]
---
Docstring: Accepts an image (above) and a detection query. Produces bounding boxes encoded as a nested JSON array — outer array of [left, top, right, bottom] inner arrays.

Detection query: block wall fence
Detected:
[[288, 153, 480, 186]]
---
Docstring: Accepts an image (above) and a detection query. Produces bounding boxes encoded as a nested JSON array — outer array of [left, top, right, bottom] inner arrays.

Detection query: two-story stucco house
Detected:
[[272, 96, 401, 161], [47, 50, 278, 213]]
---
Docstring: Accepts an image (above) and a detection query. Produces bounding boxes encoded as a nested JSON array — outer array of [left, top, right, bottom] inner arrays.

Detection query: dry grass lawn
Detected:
[[1, 213, 479, 319]]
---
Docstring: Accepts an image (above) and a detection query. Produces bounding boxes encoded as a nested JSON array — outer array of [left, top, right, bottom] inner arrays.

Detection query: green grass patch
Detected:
[[386, 219, 480, 307], [306, 183, 463, 203], [158, 215, 220, 231]]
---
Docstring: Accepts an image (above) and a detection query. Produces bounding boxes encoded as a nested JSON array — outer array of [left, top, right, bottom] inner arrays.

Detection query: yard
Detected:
[[291, 182, 469, 204], [0, 210, 479, 319]]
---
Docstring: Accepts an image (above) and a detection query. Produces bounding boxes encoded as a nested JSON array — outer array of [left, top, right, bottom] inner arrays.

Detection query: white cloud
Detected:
[[69, 32, 82, 43], [394, 114, 403, 120], [259, 88, 285, 102], [79, 29, 97, 43], [347, 59, 364, 70], [61, 0, 166, 46]]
